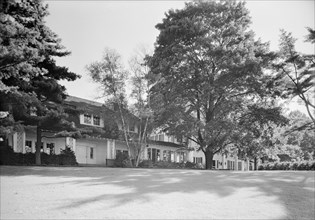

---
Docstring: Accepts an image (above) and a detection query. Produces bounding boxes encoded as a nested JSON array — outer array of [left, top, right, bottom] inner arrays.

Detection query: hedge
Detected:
[[0, 146, 78, 166], [138, 160, 204, 169], [258, 161, 315, 171]]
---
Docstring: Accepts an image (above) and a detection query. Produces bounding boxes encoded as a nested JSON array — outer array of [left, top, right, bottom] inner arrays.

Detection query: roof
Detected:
[[66, 96, 104, 107], [148, 140, 184, 148]]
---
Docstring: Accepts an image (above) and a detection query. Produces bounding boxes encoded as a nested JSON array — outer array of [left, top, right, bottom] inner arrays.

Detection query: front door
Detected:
[[152, 148, 157, 163], [76, 145, 97, 164], [76, 145, 87, 164]]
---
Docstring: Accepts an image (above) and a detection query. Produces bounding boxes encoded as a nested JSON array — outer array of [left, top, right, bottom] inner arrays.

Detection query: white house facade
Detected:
[[7, 95, 254, 170]]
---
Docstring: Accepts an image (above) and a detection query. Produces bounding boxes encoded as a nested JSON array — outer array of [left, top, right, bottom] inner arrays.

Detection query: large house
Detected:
[[6, 96, 253, 170]]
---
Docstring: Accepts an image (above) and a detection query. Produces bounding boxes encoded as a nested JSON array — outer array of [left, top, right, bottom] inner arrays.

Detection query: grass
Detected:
[[0, 166, 314, 219]]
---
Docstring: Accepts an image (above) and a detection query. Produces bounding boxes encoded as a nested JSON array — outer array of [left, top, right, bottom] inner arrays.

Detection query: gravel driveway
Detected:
[[1, 166, 314, 219]]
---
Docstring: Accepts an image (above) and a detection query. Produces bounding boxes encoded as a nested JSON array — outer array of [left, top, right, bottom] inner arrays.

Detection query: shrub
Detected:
[[291, 162, 299, 170], [153, 161, 186, 169], [272, 163, 279, 170], [258, 161, 315, 171], [258, 165, 264, 170], [184, 161, 196, 169], [138, 160, 153, 168], [59, 148, 77, 165], [0, 145, 77, 166], [114, 152, 132, 167]]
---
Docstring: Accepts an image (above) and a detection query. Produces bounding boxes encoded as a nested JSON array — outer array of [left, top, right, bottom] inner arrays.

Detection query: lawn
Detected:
[[0, 166, 314, 219]]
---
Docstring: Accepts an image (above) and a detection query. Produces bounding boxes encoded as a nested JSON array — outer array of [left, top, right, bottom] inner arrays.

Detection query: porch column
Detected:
[[222, 154, 225, 169], [31, 141, 36, 153], [12, 133, 17, 152], [22, 132, 26, 154], [106, 140, 111, 159], [112, 140, 116, 159]]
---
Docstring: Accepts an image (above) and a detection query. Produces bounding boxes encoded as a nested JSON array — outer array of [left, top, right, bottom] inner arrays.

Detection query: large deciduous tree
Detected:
[[86, 47, 134, 165], [0, 0, 80, 165], [147, 0, 284, 169]]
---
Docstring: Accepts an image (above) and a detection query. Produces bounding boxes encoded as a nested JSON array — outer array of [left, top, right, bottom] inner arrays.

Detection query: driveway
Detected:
[[0, 166, 314, 219]]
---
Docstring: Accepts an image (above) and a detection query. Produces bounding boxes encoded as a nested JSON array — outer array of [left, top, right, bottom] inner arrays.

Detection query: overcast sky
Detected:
[[44, 0, 314, 113]]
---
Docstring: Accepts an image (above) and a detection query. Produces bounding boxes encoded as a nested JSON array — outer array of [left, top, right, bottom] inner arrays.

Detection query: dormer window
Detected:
[[81, 113, 103, 127], [30, 106, 37, 116], [93, 116, 100, 126], [84, 114, 92, 124]]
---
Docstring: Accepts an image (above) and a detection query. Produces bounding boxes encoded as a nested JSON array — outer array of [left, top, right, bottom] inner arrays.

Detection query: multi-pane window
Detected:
[[47, 143, 55, 155], [29, 106, 37, 116], [147, 148, 152, 160], [25, 140, 32, 153], [90, 147, 94, 159], [83, 114, 101, 126], [93, 116, 100, 126], [84, 114, 92, 124], [163, 150, 167, 161], [116, 150, 128, 158], [193, 157, 202, 164], [158, 134, 164, 141]]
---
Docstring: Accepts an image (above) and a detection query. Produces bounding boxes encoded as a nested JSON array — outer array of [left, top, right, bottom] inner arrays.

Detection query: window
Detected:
[[170, 151, 175, 162], [163, 150, 167, 161], [29, 106, 37, 116], [90, 147, 94, 159], [156, 149, 160, 161], [93, 116, 100, 126], [147, 148, 151, 160], [84, 114, 92, 124], [47, 143, 55, 155], [167, 151, 172, 162], [25, 140, 32, 153], [129, 124, 135, 132], [171, 136, 174, 143], [158, 134, 164, 141], [212, 160, 216, 169], [194, 157, 202, 164]]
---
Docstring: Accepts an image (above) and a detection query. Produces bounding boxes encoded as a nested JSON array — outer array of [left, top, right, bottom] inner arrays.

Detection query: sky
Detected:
[[44, 0, 314, 113]]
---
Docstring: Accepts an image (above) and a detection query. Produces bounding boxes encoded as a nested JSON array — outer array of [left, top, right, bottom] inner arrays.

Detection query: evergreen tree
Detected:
[[272, 28, 315, 129], [0, 0, 80, 165]]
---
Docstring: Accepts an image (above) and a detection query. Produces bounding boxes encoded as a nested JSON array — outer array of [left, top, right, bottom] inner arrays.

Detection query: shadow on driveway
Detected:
[[1, 165, 314, 219]]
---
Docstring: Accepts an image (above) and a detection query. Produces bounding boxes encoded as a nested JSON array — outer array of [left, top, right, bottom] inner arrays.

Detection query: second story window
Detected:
[[29, 106, 37, 116], [81, 114, 102, 127], [93, 116, 100, 126], [84, 114, 92, 124]]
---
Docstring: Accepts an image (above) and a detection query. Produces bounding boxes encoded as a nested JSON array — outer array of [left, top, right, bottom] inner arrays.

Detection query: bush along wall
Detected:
[[258, 161, 315, 171], [0, 146, 78, 166], [137, 160, 204, 169]]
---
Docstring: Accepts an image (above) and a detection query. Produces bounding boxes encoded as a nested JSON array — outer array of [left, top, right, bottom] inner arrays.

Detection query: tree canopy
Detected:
[[271, 28, 315, 129], [0, 0, 80, 164], [147, 0, 286, 169]]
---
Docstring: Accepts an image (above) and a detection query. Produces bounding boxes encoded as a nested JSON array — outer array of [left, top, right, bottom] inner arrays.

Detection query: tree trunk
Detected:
[[205, 150, 214, 170], [254, 157, 257, 170], [35, 125, 42, 165], [117, 103, 133, 167]]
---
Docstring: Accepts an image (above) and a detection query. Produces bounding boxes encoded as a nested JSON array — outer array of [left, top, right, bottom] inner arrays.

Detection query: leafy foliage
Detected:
[[147, 1, 284, 169], [258, 161, 315, 171], [0, 145, 78, 166]]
